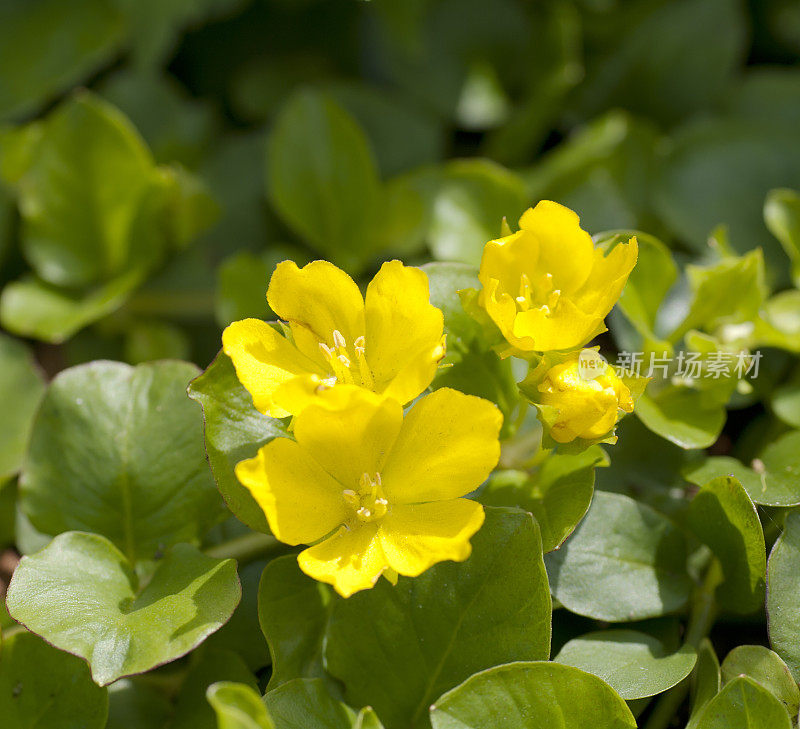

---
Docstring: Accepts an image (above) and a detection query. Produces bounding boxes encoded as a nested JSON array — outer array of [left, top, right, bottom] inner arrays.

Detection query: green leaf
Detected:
[[482, 447, 607, 552], [325, 508, 551, 729], [430, 661, 636, 729], [686, 476, 766, 614], [258, 555, 331, 690], [6, 532, 240, 686], [188, 352, 289, 533], [555, 629, 697, 700], [755, 430, 800, 506], [688, 639, 721, 729], [0, 0, 125, 122], [20, 360, 224, 562], [0, 630, 109, 728], [16, 92, 157, 287], [610, 231, 677, 340], [0, 269, 146, 343], [207, 682, 274, 729], [546, 490, 691, 621], [265, 678, 370, 729], [720, 645, 800, 716], [427, 160, 528, 266], [764, 188, 800, 287], [266, 90, 380, 273], [123, 320, 191, 364], [635, 386, 726, 450], [767, 511, 800, 682], [0, 334, 45, 478], [692, 676, 792, 729], [171, 649, 258, 729], [215, 251, 273, 327], [672, 250, 767, 340], [683, 456, 778, 507]]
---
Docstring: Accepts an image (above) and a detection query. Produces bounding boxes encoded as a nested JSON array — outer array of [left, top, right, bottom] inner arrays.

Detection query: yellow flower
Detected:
[[478, 200, 638, 353], [235, 387, 502, 597], [528, 349, 635, 444], [222, 260, 445, 418]]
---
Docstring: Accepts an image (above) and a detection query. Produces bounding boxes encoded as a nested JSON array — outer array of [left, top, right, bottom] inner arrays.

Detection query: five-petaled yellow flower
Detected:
[[478, 200, 638, 354], [223, 260, 445, 417], [235, 387, 502, 597]]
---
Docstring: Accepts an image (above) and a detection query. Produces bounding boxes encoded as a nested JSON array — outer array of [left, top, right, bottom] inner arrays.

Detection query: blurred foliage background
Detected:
[[1, 0, 799, 372]]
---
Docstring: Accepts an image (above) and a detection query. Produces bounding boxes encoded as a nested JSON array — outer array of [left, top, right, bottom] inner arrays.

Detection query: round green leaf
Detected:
[[6, 531, 241, 686], [692, 676, 792, 729], [258, 555, 331, 690], [483, 447, 606, 552], [721, 645, 800, 716], [20, 360, 225, 562], [635, 386, 726, 450], [0, 630, 108, 729], [0, 333, 45, 479], [430, 661, 636, 729], [757, 431, 800, 506], [188, 351, 289, 533], [687, 476, 766, 614], [546, 490, 691, 621], [683, 456, 781, 507], [207, 682, 274, 729], [265, 678, 367, 729], [555, 629, 697, 700], [325, 508, 552, 729], [266, 89, 380, 273], [768, 511, 800, 682]]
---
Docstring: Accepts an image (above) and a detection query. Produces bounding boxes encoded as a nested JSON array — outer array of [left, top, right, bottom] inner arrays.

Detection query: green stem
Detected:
[[205, 532, 285, 565], [642, 564, 720, 729]]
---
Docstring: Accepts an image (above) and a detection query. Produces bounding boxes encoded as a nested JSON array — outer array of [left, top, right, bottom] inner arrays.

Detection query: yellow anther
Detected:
[[547, 289, 561, 309], [354, 335, 366, 355], [332, 329, 346, 350]]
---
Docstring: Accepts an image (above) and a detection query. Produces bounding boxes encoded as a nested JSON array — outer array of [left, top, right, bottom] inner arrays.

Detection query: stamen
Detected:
[[332, 329, 346, 350]]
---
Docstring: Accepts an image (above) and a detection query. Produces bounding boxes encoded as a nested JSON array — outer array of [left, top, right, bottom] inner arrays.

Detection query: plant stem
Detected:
[[642, 564, 720, 729], [205, 532, 285, 565]]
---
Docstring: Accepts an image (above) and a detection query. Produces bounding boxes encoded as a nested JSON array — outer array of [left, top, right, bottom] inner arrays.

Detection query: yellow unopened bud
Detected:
[[537, 350, 633, 444]]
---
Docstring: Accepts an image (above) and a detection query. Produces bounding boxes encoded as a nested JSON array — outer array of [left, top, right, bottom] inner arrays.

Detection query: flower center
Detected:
[[514, 272, 561, 317], [342, 472, 388, 524], [318, 330, 374, 389]]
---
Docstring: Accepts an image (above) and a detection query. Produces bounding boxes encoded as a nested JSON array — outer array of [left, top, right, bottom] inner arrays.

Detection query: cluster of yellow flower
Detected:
[[222, 201, 639, 596]]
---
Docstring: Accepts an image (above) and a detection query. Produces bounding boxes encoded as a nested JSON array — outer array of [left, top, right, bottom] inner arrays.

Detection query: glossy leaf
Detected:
[[720, 645, 799, 716], [686, 476, 766, 614], [482, 447, 607, 552], [546, 490, 691, 621], [555, 629, 697, 700], [6, 532, 240, 685], [258, 555, 331, 690], [430, 661, 636, 729], [266, 90, 380, 272], [635, 386, 726, 450], [767, 511, 800, 682], [692, 676, 792, 729], [207, 682, 274, 729], [188, 352, 289, 533], [265, 678, 379, 729], [0, 630, 108, 729], [325, 508, 551, 729], [20, 360, 224, 562], [0, 334, 45, 478]]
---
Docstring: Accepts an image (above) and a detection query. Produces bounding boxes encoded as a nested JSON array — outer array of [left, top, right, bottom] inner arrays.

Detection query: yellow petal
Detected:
[[222, 318, 324, 418], [235, 438, 349, 545], [293, 388, 403, 489], [478, 230, 540, 299], [518, 201, 595, 294], [379, 499, 485, 577], [267, 260, 365, 359], [478, 277, 522, 348], [511, 298, 605, 352], [364, 260, 445, 404], [573, 236, 639, 316], [380, 388, 502, 503], [298, 524, 388, 598]]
